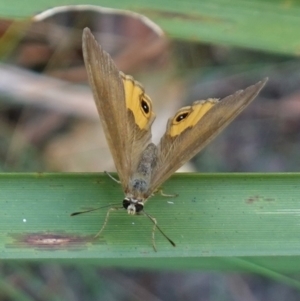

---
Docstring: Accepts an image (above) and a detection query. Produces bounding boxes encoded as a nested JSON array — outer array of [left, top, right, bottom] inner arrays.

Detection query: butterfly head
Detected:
[[123, 197, 144, 215]]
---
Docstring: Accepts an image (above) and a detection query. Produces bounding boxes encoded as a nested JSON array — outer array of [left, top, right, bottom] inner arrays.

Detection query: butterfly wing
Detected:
[[82, 28, 156, 189], [148, 78, 268, 192]]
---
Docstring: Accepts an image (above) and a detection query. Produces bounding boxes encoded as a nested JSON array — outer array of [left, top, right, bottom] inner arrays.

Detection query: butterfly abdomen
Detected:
[[127, 143, 157, 198]]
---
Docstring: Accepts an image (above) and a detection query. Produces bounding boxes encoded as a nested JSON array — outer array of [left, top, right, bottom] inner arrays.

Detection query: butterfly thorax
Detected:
[[123, 143, 157, 215]]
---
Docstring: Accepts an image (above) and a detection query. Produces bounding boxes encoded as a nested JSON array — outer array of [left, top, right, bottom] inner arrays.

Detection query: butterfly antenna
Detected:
[[71, 203, 120, 216], [143, 210, 176, 250]]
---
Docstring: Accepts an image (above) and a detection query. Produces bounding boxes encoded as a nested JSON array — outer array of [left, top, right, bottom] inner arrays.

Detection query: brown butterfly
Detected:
[[74, 27, 267, 250]]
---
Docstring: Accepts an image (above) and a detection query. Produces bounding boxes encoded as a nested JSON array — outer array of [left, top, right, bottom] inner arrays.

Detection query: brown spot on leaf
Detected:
[[246, 196, 275, 204], [246, 195, 260, 204], [8, 232, 100, 250]]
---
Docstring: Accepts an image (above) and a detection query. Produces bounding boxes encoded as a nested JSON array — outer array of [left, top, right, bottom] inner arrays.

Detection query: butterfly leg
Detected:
[[153, 188, 178, 198], [95, 206, 122, 238], [152, 218, 158, 252], [145, 213, 158, 252], [104, 171, 121, 184], [143, 210, 176, 251]]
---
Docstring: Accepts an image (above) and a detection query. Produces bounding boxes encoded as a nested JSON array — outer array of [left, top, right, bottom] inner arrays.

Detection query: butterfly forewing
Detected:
[[83, 28, 156, 189], [148, 79, 268, 192]]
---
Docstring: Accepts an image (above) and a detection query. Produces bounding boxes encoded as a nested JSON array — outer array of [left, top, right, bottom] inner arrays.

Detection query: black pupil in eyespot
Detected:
[[176, 112, 189, 122], [141, 99, 149, 114]]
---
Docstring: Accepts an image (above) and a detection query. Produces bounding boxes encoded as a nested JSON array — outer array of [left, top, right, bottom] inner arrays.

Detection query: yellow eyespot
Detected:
[[168, 99, 218, 137], [121, 73, 155, 129]]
